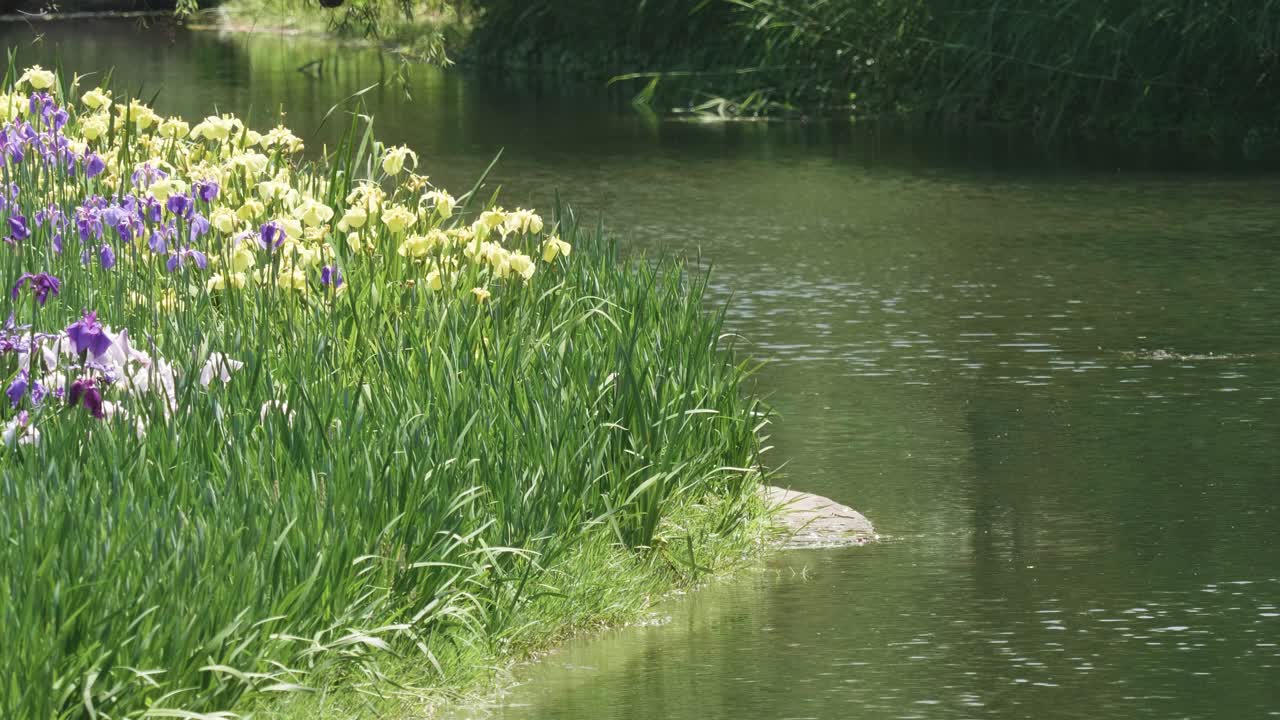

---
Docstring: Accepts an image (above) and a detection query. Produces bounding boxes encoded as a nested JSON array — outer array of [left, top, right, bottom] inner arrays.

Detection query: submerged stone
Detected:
[[761, 485, 876, 549]]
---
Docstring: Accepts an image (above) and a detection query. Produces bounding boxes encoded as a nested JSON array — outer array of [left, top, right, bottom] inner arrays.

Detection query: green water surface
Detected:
[[6, 20, 1279, 719]]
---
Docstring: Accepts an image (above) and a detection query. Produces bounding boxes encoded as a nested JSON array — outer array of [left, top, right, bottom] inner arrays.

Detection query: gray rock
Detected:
[[761, 485, 875, 549]]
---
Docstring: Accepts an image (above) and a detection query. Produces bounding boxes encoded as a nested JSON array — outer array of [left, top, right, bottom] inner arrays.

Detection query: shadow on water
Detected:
[[4, 18, 1280, 719]]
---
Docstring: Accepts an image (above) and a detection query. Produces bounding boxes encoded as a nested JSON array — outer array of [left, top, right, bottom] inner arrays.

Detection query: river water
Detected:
[[7, 19, 1280, 720]]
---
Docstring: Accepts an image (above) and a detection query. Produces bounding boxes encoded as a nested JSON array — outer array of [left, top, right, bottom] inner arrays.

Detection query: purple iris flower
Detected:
[[188, 213, 209, 241], [34, 205, 65, 230], [130, 164, 168, 188], [0, 316, 33, 356], [193, 180, 219, 203], [44, 133, 68, 157], [99, 244, 116, 270], [51, 109, 68, 131], [52, 233, 62, 254], [30, 379, 52, 405], [66, 311, 112, 358], [166, 193, 193, 219], [142, 196, 162, 223], [167, 247, 208, 272], [6, 145, 23, 165], [149, 222, 174, 254], [101, 205, 123, 229], [320, 265, 343, 289], [113, 214, 143, 242], [85, 153, 105, 178], [76, 206, 103, 241], [259, 221, 284, 249], [6, 370, 27, 407], [68, 377, 105, 419], [27, 93, 57, 127], [10, 272, 60, 306], [8, 214, 29, 241]]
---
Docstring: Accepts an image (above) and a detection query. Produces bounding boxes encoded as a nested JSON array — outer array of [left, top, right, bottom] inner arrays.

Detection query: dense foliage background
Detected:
[[458, 0, 1280, 142]]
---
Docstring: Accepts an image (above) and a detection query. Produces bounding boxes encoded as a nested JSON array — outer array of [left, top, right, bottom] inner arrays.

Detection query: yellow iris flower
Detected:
[[19, 65, 55, 91], [381, 205, 416, 234], [381, 146, 418, 176], [81, 88, 112, 110], [541, 236, 572, 262]]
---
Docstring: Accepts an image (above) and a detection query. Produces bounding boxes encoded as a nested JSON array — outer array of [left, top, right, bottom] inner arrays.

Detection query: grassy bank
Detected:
[[0, 64, 771, 718], [208, 0, 1280, 148], [260, 501, 772, 718], [464, 0, 1280, 146]]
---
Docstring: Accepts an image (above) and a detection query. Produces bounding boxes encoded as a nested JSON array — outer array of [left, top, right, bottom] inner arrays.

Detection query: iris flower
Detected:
[[8, 214, 29, 241], [166, 193, 193, 219], [10, 272, 60, 306], [68, 377, 105, 419], [66, 311, 113, 358], [81, 88, 112, 110], [150, 222, 175, 254], [381, 146, 418, 176], [1, 410, 39, 447], [6, 370, 27, 407], [18, 65, 55, 90], [320, 265, 343, 289], [542, 236, 572, 262], [193, 180, 219, 203], [188, 213, 210, 241], [258, 221, 285, 249], [167, 247, 208, 272]]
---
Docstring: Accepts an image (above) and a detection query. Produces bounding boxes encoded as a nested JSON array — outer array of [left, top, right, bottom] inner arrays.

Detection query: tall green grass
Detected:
[[463, 0, 1280, 142], [725, 0, 1280, 138], [0, 79, 769, 717]]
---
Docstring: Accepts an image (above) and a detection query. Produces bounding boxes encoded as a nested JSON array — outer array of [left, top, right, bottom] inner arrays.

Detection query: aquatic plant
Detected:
[[0, 64, 767, 718]]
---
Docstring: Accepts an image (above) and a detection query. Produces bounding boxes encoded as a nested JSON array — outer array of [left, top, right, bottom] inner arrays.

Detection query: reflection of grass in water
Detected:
[[454, 560, 800, 715], [213, 0, 466, 63]]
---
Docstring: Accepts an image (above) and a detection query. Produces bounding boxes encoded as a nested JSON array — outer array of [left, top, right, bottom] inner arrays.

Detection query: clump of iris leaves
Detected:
[[0, 64, 770, 718]]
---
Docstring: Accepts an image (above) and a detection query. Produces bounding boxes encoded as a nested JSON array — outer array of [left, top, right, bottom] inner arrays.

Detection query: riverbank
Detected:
[[253, 488, 872, 718], [0, 64, 775, 719], [462, 1, 1280, 144], [254, 497, 782, 718], [201, 0, 1280, 155]]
